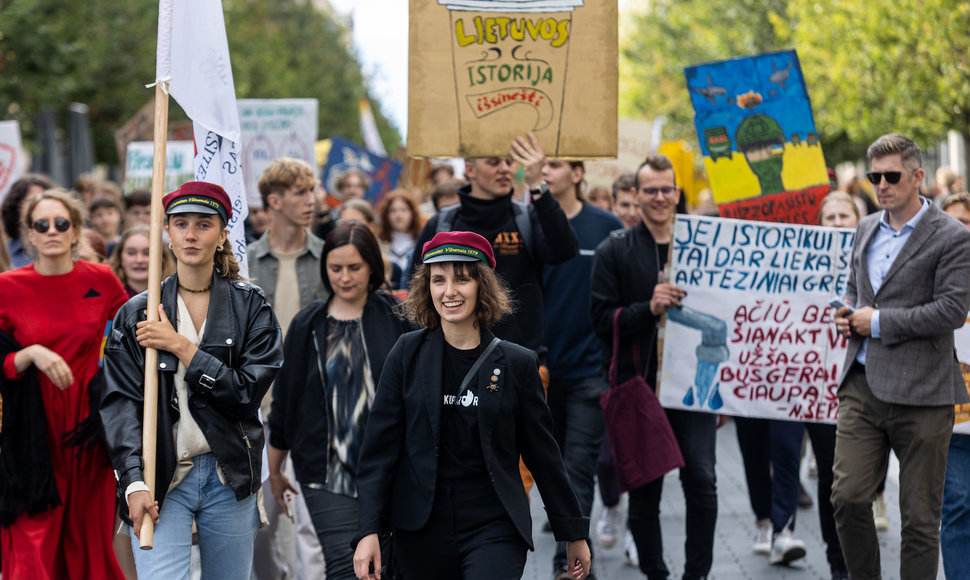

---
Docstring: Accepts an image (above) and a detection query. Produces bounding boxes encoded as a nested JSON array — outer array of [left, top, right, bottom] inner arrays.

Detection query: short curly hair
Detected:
[[400, 260, 512, 330]]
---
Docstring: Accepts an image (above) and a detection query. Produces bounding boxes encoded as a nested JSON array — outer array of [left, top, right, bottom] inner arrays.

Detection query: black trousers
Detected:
[[393, 477, 528, 580]]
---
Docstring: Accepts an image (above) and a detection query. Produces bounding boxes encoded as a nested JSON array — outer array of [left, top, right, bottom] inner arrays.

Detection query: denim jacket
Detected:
[[247, 229, 328, 308]]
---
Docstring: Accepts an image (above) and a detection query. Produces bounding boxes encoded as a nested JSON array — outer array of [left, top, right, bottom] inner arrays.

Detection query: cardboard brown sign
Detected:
[[409, 0, 617, 159]]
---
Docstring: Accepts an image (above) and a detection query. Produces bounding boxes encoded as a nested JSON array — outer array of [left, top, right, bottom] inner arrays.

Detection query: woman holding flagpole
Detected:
[[100, 182, 283, 578], [0, 189, 128, 579]]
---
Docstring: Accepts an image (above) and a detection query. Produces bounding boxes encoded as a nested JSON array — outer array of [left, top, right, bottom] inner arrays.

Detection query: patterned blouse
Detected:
[[324, 315, 375, 497]]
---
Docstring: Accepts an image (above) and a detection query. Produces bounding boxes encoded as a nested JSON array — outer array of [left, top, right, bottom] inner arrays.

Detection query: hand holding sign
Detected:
[[510, 132, 545, 190]]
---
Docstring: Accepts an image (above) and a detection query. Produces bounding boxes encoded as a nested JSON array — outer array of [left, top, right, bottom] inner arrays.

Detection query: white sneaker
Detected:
[[752, 518, 772, 554], [872, 495, 889, 531], [595, 505, 620, 548], [623, 529, 639, 568], [770, 529, 807, 565]]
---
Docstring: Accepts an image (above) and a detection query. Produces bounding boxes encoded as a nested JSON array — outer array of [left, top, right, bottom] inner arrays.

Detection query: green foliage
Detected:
[[0, 0, 400, 168], [619, 0, 970, 164], [620, 0, 790, 143], [785, 0, 970, 152]]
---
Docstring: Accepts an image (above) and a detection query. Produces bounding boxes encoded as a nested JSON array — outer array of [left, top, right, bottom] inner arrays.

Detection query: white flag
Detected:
[[358, 98, 387, 156], [157, 0, 249, 276]]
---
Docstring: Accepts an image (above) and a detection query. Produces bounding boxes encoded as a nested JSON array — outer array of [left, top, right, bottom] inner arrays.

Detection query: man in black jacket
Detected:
[[590, 154, 718, 580], [409, 132, 579, 359]]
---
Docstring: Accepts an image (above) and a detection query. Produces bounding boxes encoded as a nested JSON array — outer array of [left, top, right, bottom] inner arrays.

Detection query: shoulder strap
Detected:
[[511, 201, 535, 261], [436, 205, 460, 234], [608, 307, 656, 389], [460, 336, 502, 393]]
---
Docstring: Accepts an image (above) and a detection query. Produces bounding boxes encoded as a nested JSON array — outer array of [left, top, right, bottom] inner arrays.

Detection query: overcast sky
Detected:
[[327, 0, 630, 142]]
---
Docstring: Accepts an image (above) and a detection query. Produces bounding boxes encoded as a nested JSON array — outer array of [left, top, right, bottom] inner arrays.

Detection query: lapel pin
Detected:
[[487, 382, 499, 392]]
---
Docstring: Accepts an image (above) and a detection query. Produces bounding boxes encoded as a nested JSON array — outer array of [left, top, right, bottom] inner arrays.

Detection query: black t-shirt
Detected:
[[438, 340, 487, 479]]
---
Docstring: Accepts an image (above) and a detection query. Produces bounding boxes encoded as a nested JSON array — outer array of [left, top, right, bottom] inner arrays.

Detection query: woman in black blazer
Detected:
[[353, 231, 591, 580], [268, 222, 413, 579]]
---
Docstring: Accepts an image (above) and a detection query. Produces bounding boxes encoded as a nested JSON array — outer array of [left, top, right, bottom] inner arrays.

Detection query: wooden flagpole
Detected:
[[140, 81, 169, 549]]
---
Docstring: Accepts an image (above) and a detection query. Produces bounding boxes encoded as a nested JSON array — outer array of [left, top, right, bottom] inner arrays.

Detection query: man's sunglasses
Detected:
[[865, 171, 903, 185], [32, 217, 72, 234]]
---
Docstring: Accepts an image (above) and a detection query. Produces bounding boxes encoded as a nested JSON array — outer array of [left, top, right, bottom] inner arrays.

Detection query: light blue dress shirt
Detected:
[[857, 198, 931, 365]]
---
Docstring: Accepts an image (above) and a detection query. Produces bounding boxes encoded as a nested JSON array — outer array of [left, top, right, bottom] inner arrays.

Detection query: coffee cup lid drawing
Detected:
[[438, 0, 584, 12]]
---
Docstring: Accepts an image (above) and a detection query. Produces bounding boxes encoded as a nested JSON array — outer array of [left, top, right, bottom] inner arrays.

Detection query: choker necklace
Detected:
[[178, 281, 213, 294]]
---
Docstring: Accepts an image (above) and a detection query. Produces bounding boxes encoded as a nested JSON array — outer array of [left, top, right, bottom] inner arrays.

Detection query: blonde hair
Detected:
[[817, 191, 861, 226], [257, 157, 316, 209], [21, 188, 86, 258], [108, 224, 175, 287]]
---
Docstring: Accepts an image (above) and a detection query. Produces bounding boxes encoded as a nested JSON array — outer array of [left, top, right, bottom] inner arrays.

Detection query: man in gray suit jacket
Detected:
[[832, 133, 970, 580]]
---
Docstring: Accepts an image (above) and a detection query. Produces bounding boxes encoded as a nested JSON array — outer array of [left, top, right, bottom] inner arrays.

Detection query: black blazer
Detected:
[[268, 291, 414, 484], [355, 328, 588, 548]]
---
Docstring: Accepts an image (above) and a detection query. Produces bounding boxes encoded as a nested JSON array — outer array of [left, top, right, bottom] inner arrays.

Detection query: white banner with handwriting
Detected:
[[658, 215, 854, 423]]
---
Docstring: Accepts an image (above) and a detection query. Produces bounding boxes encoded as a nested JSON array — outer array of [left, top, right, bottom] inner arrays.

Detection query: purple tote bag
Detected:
[[599, 308, 685, 492]]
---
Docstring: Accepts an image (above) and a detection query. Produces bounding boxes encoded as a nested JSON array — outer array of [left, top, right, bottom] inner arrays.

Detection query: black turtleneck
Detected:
[[410, 184, 578, 356]]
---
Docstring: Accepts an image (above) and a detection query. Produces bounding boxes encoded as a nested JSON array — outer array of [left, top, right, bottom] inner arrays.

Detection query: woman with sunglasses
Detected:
[[99, 182, 283, 578], [0, 189, 128, 579], [352, 231, 591, 580]]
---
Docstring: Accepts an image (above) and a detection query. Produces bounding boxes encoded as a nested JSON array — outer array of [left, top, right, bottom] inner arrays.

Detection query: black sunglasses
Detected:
[[32, 217, 72, 234], [865, 171, 903, 185]]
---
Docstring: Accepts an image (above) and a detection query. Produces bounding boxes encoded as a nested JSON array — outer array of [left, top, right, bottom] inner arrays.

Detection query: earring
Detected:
[[217, 243, 224, 251], [168, 242, 174, 250]]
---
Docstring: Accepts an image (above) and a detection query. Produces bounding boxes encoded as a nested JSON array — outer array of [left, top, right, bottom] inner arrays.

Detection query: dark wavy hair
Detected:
[[321, 221, 386, 294], [400, 260, 512, 330]]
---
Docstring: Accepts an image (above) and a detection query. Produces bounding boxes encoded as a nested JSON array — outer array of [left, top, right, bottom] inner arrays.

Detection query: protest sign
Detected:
[[585, 117, 653, 189], [658, 215, 853, 423], [0, 121, 25, 205], [124, 141, 196, 193], [114, 97, 193, 176], [321, 136, 403, 205], [953, 317, 970, 434], [408, 0, 617, 158], [238, 99, 319, 208], [685, 50, 829, 224]]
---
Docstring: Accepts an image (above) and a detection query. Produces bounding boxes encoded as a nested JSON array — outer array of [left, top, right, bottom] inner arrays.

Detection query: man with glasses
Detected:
[[831, 133, 970, 580], [591, 154, 718, 580]]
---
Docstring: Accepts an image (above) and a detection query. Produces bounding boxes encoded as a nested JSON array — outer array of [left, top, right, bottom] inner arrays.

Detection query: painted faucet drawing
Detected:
[[666, 306, 730, 410]]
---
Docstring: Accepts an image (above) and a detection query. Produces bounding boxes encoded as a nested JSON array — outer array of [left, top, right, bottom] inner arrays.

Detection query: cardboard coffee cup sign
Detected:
[[409, 0, 617, 159]]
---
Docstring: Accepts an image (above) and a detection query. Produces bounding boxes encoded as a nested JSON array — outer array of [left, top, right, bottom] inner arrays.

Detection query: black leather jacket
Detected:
[[100, 273, 282, 514]]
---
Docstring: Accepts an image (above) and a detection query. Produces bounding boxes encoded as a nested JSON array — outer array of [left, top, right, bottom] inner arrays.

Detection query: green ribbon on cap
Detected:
[[422, 243, 490, 266]]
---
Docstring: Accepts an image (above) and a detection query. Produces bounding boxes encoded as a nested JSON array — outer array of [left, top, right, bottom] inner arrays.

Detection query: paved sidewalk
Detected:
[[525, 418, 943, 580]]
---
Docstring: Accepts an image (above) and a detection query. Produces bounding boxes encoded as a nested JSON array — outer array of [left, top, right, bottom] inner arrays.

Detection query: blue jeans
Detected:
[[735, 417, 804, 534], [942, 433, 970, 579], [130, 453, 259, 579]]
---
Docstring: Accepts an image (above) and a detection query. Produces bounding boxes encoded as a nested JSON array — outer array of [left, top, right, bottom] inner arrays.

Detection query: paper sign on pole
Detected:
[[124, 141, 197, 193], [238, 99, 319, 208], [658, 215, 854, 423], [408, 0, 617, 158], [685, 51, 830, 224], [0, 121, 25, 205], [584, 118, 653, 189]]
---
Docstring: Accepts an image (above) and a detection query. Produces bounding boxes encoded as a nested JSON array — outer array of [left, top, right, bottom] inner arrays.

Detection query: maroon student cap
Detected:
[[162, 181, 233, 223], [421, 231, 496, 270]]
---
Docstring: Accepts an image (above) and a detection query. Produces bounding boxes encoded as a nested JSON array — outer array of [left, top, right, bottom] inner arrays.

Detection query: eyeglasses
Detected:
[[31, 217, 72, 234], [640, 186, 678, 198], [865, 171, 903, 185]]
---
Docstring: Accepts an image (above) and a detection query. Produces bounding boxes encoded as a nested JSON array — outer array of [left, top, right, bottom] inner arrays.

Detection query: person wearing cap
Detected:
[[266, 221, 413, 580], [352, 231, 591, 580], [99, 181, 284, 578]]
